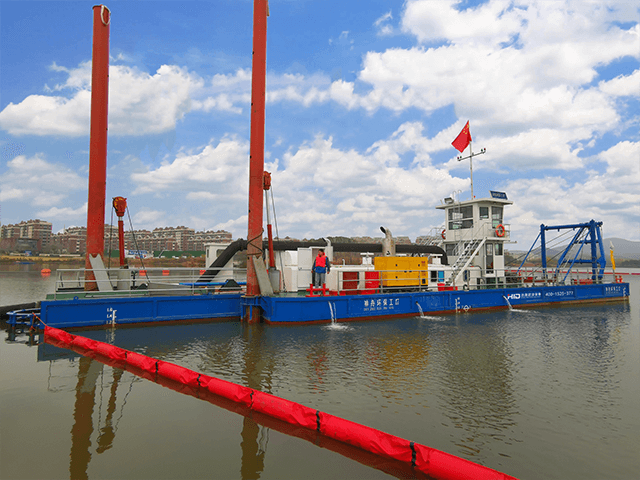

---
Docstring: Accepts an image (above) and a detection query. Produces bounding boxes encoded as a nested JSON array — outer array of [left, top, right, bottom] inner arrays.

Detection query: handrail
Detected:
[[49, 264, 621, 300], [332, 265, 617, 295], [52, 266, 247, 299]]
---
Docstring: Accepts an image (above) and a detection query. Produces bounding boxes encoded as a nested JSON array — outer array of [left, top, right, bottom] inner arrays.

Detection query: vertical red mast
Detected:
[[85, 5, 110, 290], [245, 0, 268, 321]]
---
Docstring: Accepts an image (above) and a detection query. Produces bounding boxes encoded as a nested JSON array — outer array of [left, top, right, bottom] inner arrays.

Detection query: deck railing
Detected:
[[51, 267, 247, 299], [48, 265, 624, 300], [328, 266, 623, 295]]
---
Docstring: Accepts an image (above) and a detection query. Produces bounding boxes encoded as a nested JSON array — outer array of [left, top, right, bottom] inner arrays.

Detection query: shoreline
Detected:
[[0, 255, 206, 268]]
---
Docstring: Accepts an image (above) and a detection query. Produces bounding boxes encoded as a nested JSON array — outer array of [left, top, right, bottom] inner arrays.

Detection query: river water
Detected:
[[1, 264, 639, 480]]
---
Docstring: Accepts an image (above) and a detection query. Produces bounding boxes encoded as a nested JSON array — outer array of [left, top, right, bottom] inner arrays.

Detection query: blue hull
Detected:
[[37, 282, 629, 328], [39, 293, 243, 329], [258, 282, 630, 324]]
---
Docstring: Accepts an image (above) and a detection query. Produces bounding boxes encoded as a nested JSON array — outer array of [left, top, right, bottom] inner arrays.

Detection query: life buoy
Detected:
[[441, 229, 446, 239], [495, 224, 505, 237]]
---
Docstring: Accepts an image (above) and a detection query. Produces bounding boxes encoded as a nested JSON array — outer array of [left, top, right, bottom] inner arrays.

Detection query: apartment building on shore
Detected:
[[1, 219, 232, 255]]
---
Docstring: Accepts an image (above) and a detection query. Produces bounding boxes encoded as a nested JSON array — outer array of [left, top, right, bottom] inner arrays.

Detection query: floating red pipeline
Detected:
[[44, 326, 517, 480]]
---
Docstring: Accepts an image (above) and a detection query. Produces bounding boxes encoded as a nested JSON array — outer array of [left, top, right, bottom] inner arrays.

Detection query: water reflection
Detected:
[[70, 357, 103, 480], [96, 368, 124, 454], [66, 357, 133, 478], [5, 327, 39, 345], [239, 323, 274, 480], [30, 322, 422, 480], [434, 317, 517, 457]]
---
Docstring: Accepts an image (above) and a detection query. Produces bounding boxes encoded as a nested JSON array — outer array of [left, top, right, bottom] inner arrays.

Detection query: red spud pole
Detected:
[[245, 0, 268, 321], [85, 5, 110, 290]]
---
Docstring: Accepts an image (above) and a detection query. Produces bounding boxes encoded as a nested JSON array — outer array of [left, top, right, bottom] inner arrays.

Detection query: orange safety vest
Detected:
[[315, 254, 327, 268]]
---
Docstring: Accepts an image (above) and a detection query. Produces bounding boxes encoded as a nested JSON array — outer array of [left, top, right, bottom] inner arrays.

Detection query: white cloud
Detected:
[[131, 136, 249, 197], [402, 0, 524, 46], [269, 125, 469, 237], [0, 63, 204, 137], [599, 69, 640, 97], [597, 140, 640, 183], [504, 140, 640, 242], [374, 11, 394, 36], [0, 154, 85, 206], [131, 209, 166, 229], [37, 203, 87, 220]]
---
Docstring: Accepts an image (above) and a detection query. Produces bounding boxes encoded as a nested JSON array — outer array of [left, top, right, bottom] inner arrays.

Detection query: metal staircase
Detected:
[[417, 226, 445, 247], [446, 238, 486, 286]]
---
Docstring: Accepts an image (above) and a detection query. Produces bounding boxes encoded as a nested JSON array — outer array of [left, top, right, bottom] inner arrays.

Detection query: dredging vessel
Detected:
[[7, 188, 630, 329], [5, 3, 630, 330]]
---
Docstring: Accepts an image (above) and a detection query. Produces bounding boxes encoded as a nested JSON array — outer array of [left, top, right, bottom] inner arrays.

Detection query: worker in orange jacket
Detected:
[[313, 249, 330, 287]]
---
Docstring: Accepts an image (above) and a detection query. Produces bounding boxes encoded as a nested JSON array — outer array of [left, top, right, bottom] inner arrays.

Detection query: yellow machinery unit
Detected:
[[374, 257, 428, 288]]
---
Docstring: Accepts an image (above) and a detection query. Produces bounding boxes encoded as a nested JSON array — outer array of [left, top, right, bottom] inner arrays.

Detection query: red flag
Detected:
[[452, 121, 472, 153]]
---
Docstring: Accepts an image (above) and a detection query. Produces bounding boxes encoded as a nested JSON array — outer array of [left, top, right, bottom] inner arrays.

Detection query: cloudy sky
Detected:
[[1, 0, 639, 247]]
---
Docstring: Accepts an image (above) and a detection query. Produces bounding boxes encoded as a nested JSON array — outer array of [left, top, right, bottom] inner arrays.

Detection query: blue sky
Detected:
[[1, 0, 639, 248]]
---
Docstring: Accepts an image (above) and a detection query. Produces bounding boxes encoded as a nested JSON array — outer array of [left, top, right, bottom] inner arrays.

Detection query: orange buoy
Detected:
[[162, 270, 170, 276], [199, 269, 206, 275], [41, 268, 51, 276], [139, 270, 147, 276]]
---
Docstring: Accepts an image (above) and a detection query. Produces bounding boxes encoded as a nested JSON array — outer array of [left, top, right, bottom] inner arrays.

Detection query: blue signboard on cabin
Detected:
[[490, 191, 508, 200]]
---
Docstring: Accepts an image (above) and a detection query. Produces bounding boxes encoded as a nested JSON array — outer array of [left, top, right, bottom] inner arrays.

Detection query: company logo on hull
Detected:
[[507, 292, 542, 300]]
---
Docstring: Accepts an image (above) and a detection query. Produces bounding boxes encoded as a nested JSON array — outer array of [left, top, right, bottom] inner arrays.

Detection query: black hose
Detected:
[[197, 240, 447, 282]]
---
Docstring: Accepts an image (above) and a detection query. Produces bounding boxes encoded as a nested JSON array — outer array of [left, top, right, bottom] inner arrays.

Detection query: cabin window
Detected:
[[486, 243, 494, 273], [479, 207, 489, 219], [495, 243, 503, 256], [448, 206, 473, 230], [446, 243, 456, 257], [492, 207, 503, 227]]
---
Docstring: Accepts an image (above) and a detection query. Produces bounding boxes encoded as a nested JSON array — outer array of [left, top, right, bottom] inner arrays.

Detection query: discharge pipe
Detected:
[[380, 226, 395, 256], [198, 240, 448, 282]]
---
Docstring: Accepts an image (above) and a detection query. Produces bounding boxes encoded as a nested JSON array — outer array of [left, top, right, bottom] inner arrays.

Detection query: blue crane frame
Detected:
[[518, 220, 607, 282]]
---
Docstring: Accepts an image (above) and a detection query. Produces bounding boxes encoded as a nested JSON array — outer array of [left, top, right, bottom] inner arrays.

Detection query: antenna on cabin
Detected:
[[456, 146, 486, 199]]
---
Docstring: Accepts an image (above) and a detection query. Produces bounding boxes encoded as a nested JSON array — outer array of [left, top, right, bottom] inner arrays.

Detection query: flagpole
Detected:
[[457, 144, 486, 200], [469, 141, 474, 199], [453, 121, 485, 200]]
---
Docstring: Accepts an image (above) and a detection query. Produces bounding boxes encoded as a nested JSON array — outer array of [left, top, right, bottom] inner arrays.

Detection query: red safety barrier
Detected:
[[126, 351, 157, 374], [157, 360, 201, 388], [95, 341, 128, 361], [202, 375, 253, 407], [414, 444, 516, 480], [46, 326, 74, 345], [251, 390, 318, 430], [43, 326, 518, 480], [71, 335, 99, 352], [319, 411, 412, 464]]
